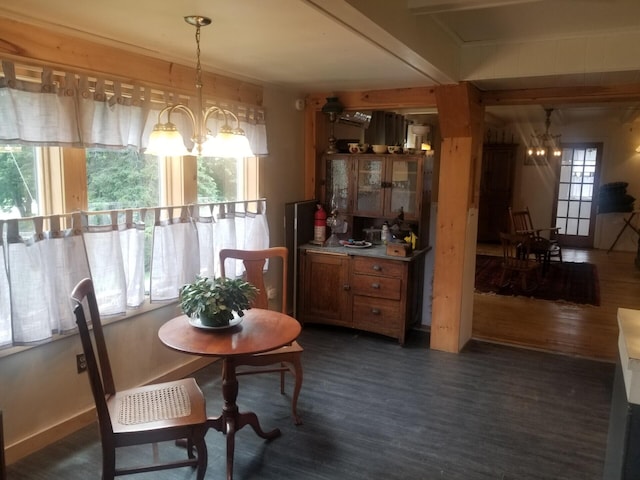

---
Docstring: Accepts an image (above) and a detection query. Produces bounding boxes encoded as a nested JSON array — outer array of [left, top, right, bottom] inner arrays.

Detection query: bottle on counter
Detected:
[[381, 221, 390, 245]]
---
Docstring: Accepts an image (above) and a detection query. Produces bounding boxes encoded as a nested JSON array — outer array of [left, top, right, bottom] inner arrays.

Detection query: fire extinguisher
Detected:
[[314, 204, 327, 244]]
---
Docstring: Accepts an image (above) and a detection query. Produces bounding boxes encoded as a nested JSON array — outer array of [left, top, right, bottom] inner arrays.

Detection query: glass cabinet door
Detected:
[[354, 156, 384, 215], [387, 157, 421, 219], [325, 156, 352, 212]]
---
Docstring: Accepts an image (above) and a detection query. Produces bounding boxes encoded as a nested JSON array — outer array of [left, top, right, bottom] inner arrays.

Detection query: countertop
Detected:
[[299, 242, 430, 262], [617, 307, 640, 404]]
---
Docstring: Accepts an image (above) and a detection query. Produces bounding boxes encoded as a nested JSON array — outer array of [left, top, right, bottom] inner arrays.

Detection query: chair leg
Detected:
[[102, 447, 116, 480], [287, 356, 304, 425], [194, 430, 208, 480], [280, 362, 286, 395]]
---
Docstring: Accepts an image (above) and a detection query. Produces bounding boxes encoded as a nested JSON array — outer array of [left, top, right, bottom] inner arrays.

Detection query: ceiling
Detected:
[[1, 0, 640, 123]]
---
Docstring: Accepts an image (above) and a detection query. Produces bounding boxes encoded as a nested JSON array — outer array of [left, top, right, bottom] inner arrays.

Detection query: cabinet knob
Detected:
[[371, 283, 380, 289], [343, 284, 350, 291], [371, 308, 381, 315], [372, 264, 382, 271]]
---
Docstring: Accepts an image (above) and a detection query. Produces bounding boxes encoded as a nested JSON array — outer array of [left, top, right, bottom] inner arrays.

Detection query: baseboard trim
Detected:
[[5, 356, 217, 465]]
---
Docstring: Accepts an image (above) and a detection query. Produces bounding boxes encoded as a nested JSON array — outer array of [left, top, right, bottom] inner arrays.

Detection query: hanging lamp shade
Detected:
[[145, 123, 190, 157]]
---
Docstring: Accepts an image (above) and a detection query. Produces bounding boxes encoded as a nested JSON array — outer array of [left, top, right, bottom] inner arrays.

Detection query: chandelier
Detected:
[[145, 15, 253, 158], [527, 108, 561, 160]]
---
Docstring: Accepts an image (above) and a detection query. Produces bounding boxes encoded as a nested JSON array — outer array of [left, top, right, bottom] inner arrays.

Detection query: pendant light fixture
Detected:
[[145, 15, 254, 158], [527, 108, 561, 161]]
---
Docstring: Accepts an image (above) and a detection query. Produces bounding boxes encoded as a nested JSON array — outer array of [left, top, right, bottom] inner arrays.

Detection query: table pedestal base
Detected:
[[207, 357, 281, 480]]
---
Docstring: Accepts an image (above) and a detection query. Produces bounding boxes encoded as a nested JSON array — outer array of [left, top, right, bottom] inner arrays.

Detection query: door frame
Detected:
[[551, 142, 603, 249]]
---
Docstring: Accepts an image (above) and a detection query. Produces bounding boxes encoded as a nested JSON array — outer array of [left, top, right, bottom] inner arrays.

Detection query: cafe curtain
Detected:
[[0, 200, 269, 347], [149, 206, 200, 302], [82, 209, 146, 313], [4, 214, 91, 345], [0, 223, 11, 347], [193, 199, 269, 279], [0, 60, 269, 154]]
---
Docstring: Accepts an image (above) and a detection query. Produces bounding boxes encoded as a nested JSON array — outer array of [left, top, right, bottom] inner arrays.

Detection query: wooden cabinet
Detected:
[[298, 247, 423, 345], [324, 154, 424, 221], [299, 251, 351, 327], [478, 144, 517, 243]]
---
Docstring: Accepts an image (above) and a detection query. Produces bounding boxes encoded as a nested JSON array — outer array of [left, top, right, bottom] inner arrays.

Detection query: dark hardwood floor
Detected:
[[6, 325, 614, 479], [473, 244, 640, 362]]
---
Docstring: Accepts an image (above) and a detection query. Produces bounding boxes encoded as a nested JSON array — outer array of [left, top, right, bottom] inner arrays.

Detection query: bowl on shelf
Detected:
[[372, 144, 387, 154]]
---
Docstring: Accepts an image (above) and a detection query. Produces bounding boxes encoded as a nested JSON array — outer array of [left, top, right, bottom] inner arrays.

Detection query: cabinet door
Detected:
[[325, 156, 353, 212], [478, 144, 517, 242], [299, 251, 351, 327], [386, 156, 422, 220], [354, 156, 385, 216]]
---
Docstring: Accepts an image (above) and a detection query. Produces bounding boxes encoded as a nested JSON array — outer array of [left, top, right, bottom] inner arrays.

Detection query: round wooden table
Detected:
[[158, 308, 301, 480]]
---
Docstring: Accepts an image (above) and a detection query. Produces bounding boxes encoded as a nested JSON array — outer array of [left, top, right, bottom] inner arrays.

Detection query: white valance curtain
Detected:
[[0, 199, 269, 348], [0, 60, 269, 154]]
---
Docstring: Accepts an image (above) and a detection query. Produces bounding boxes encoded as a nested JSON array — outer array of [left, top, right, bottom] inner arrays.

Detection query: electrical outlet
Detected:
[[76, 353, 87, 373]]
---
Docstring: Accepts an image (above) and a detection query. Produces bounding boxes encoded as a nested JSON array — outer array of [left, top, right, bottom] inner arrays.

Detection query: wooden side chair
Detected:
[[499, 232, 541, 292], [70, 278, 209, 480], [509, 206, 562, 273], [220, 247, 304, 425]]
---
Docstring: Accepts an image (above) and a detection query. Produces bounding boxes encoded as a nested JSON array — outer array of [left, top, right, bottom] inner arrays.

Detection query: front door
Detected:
[[552, 143, 602, 248]]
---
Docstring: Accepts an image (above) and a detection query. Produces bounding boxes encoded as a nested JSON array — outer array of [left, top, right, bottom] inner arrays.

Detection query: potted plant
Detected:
[[179, 276, 258, 327]]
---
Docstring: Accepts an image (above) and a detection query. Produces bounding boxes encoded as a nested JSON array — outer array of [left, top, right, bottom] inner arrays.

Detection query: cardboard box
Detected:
[[386, 242, 412, 257]]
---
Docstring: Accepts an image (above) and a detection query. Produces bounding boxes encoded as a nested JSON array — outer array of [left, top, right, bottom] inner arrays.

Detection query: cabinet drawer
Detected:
[[351, 273, 401, 300], [353, 296, 401, 337], [352, 256, 404, 278]]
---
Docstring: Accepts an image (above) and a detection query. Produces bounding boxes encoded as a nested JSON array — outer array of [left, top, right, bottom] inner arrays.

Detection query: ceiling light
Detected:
[[145, 15, 253, 158], [527, 108, 561, 160]]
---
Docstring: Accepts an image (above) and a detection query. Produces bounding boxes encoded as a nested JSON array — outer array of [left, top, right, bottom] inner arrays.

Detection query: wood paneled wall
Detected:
[[0, 17, 263, 106]]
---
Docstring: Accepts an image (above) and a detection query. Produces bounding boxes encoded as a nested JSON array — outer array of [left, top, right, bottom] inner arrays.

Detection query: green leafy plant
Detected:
[[179, 276, 258, 326]]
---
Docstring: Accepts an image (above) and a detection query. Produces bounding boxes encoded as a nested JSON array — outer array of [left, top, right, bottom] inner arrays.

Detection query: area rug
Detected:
[[475, 254, 601, 306]]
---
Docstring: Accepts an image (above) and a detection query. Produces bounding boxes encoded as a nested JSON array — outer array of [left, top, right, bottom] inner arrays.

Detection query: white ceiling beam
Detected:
[[307, 0, 459, 85], [407, 0, 543, 15]]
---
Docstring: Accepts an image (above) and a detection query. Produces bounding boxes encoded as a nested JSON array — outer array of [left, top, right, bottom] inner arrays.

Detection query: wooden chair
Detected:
[[509, 206, 562, 273], [499, 232, 541, 292], [70, 278, 208, 480], [220, 247, 304, 425]]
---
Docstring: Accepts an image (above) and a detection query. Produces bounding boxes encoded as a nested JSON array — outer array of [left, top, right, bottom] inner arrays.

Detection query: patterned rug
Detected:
[[475, 254, 600, 306]]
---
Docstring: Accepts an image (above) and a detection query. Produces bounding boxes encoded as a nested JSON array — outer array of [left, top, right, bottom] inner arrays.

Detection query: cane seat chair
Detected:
[[220, 247, 304, 425], [70, 278, 208, 480], [499, 232, 541, 292], [509, 206, 562, 273]]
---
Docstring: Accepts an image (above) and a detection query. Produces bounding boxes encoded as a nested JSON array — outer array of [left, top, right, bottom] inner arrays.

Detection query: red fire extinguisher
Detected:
[[314, 204, 327, 244]]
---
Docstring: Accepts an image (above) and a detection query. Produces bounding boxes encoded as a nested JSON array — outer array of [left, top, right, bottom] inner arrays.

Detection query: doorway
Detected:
[[552, 143, 602, 248]]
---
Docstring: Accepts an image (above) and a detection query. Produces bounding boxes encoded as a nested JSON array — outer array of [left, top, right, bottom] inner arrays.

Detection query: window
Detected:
[[86, 148, 159, 210], [197, 156, 258, 203], [0, 145, 39, 219]]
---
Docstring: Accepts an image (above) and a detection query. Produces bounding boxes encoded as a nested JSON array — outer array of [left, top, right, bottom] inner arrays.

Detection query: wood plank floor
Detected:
[[6, 326, 614, 480], [473, 244, 640, 362]]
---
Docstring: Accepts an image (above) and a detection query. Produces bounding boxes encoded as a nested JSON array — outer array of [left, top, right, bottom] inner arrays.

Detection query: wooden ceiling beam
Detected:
[[308, 86, 437, 111], [481, 84, 640, 107]]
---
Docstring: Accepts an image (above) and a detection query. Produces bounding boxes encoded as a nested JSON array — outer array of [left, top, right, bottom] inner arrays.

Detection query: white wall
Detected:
[[510, 116, 640, 251]]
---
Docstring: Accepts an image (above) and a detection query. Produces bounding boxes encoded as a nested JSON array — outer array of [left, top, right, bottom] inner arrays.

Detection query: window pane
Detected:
[[86, 148, 159, 210], [197, 157, 241, 202], [0, 145, 39, 219]]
